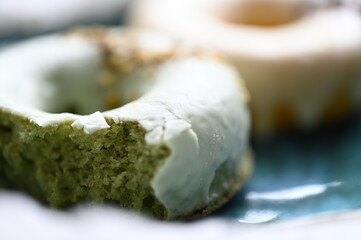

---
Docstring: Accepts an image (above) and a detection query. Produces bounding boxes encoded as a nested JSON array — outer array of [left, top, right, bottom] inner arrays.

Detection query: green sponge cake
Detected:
[[0, 28, 251, 219]]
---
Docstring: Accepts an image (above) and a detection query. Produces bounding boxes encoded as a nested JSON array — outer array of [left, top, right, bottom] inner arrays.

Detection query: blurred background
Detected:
[[0, 0, 129, 46], [1, 0, 361, 229]]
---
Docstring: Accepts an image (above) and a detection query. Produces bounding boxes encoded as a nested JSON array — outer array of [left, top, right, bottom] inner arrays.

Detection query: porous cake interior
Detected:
[[0, 111, 170, 219], [0, 29, 251, 219], [0, 30, 174, 218]]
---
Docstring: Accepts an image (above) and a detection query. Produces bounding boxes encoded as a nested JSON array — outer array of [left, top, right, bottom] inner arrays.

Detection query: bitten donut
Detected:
[[0, 28, 251, 219], [130, 0, 361, 135]]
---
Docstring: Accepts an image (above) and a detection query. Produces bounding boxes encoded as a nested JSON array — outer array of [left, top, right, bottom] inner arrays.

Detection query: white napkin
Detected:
[[0, 191, 235, 240]]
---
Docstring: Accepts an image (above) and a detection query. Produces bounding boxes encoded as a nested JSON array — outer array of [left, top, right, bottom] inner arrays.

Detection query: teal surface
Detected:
[[215, 114, 361, 223]]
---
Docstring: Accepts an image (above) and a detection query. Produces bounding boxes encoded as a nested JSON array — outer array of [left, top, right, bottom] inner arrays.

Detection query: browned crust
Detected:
[[67, 26, 223, 73], [66, 26, 253, 110]]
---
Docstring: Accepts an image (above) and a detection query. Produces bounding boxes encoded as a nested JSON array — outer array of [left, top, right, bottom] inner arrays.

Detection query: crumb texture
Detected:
[[0, 28, 251, 219], [0, 111, 169, 219]]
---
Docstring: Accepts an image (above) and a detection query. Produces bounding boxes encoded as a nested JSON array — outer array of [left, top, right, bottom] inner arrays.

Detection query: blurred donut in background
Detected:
[[0, 0, 129, 37], [129, 0, 361, 137]]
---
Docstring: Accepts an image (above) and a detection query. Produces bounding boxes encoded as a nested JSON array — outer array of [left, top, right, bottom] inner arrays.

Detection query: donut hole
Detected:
[[214, 0, 307, 26], [37, 62, 153, 115]]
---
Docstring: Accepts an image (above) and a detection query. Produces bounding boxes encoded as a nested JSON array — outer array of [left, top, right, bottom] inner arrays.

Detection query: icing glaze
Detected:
[[130, 0, 361, 135], [0, 30, 250, 218]]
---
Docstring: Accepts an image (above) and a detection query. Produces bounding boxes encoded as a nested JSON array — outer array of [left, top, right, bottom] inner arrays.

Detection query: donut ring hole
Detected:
[[36, 59, 152, 115], [214, 0, 308, 26]]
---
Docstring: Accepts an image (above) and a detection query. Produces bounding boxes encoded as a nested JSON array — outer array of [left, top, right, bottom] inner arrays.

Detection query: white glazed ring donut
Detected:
[[130, 0, 361, 136], [0, 28, 251, 219]]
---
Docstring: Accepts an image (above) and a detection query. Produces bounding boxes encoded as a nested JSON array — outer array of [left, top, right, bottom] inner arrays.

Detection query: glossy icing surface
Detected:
[[131, 0, 361, 135], [0, 30, 250, 218]]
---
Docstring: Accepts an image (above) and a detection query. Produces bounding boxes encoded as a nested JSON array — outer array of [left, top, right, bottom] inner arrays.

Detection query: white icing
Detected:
[[0, 31, 250, 218], [0, 34, 105, 128], [105, 59, 250, 218], [71, 111, 110, 134], [131, 0, 361, 135]]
